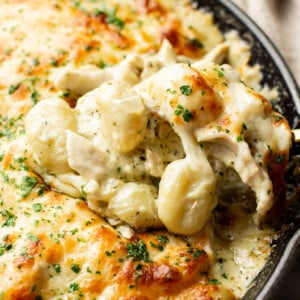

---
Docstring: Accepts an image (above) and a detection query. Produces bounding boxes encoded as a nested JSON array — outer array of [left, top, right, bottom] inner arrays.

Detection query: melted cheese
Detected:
[[0, 0, 292, 299], [25, 58, 292, 235]]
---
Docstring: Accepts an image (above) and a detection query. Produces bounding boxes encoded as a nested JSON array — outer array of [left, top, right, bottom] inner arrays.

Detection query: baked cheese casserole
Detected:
[[0, 0, 292, 299]]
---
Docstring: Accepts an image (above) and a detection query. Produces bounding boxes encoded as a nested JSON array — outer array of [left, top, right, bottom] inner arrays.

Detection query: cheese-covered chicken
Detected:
[[25, 44, 292, 236]]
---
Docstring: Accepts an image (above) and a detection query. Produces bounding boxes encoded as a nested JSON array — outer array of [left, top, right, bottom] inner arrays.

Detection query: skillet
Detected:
[[193, 0, 300, 299]]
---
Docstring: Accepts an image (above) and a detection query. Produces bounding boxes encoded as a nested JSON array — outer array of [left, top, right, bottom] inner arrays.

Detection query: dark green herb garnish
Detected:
[[180, 85, 192, 96], [126, 239, 151, 262], [20, 176, 38, 197]]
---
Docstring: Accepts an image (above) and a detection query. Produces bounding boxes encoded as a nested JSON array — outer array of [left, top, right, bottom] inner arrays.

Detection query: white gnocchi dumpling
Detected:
[[95, 81, 148, 153], [157, 157, 216, 235], [25, 97, 77, 174]]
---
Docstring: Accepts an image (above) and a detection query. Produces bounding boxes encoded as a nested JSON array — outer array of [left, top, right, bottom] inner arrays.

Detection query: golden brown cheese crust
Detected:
[[0, 0, 222, 114], [0, 0, 237, 299], [0, 188, 234, 299]]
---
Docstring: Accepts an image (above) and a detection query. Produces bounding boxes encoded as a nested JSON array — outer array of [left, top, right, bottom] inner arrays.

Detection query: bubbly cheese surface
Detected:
[[0, 0, 292, 299]]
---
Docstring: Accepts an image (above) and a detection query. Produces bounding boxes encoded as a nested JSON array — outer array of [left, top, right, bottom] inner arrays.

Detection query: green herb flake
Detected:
[[189, 38, 204, 48], [150, 241, 164, 251], [182, 109, 193, 122], [71, 228, 78, 235], [26, 232, 39, 243], [174, 105, 193, 122], [32, 57, 40, 66], [166, 88, 176, 95], [179, 85, 192, 96], [128, 284, 135, 289], [70, 263, 81, 274], [208, 278, 220, 285], [31, 90, 40, 105], [216, 125, 222, 132], [20, 175, 38, 197], [0, 209, 16, 227], [273, 114, 283, 122], [222, 273, 228, 279], [237, 135, 243, 142], [157, 235, 169, 244], [32, 203, 43, 212], [267, 144, 273, 153], [73, 0, 81, 8], [84, 45, 93, 51], [174, 104, 184, 116], [81, 185, 87, 200], [94, 8, 124, 30], [214, 68, 224, 78], [5, 48, 12, 56], [69, 282, 80, 292], [106, 12, 124, 29], [8, 83, 21, 95], [52, 263, 61, 273], [98, 60, 106, 69], [192, 249, 205, 259], [240, 122, 247, 135], [50, 60, 59, 67], [37, 185, 46, 196], [0, 242, 12, 256], [126, 239, 150, 262]]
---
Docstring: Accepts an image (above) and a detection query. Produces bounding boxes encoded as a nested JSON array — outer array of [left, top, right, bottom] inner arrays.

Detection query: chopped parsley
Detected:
[[126, 239, 151, 262], [8, 83, 21, 95], [26, 232, 39, 243], [208, 278, 221, 285], [187, 247, 206, 260], [32, 203, 43, 212], [0, 210, 16, 227], [94, 7, 124, 29], [174, 104, 193, 122], [174, 104, 184, 116], [98, 59, 106, 69], [241, 122, 247, 134], [0, 242, 12, 256], [19, 175, 38, 197], [52, 263, 61, 273], [166, 88, 176, 94], [179, 85, 192, 96], [214, 68, 224, 78], [69, 282, 80, 292], [182, 109, 193, 122], [192, 249, 205, 259], [157, 235, 169, 244], [32, 57, 40, 66], [150, 235, 169, 251], [188, 38, 204, 48], [81, 185, 87, 200], [31, 90, 40, 105], [0, 114, 24, 140], [273, 114, 283, 123], [150, 241, 163, 251], [237, 135, 243, 142], [70, 263, 81, 273], [50, 60, 59, 67]]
